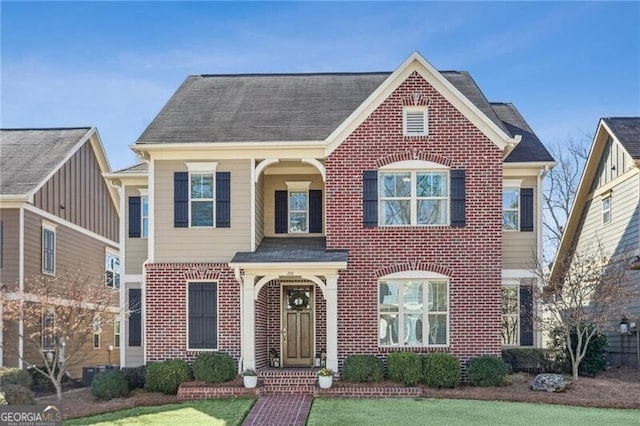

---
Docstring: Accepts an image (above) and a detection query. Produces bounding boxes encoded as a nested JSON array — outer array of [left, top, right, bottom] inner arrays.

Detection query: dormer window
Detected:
[[403, 107, 428, 136]]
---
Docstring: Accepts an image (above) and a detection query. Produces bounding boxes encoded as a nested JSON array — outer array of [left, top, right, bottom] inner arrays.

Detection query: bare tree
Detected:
[[534, 244, 633, 380], [2, 269, 120, 400], [543, 135, 590, 259]]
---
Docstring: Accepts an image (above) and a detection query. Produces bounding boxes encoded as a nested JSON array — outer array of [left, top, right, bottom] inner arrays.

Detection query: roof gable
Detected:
[[602, 117, 640, 159]]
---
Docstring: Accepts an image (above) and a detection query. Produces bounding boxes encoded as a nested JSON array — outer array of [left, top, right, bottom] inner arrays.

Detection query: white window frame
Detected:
[[378, 271, 449, 348], [93, 316, 101, 350], [501, 284, 520, 346], [378, 169, 449, 226], [403, 106, 428, 136], [186, 162, 218, 228], [286, 181, 311, 233], [105, 250, 120, 289], [141, 196, 149, 238], [41, 309, 55, 351], [186, 280, 219, 351], [42, 222, 56, 275], [602, 194, 611, 225], [114, 319, 121, 349], [502, 188, 520, 231]]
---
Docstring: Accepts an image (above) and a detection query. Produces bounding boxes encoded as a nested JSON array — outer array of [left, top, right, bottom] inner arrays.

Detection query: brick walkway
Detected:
[[242, 394, 313, 426]]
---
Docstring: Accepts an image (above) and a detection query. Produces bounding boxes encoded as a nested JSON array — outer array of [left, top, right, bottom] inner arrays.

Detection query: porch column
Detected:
[[241, 274, 256, 371], [325, 275, 339, 372]]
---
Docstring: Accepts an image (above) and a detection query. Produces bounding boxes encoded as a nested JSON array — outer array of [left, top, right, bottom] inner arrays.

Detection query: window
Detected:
[[502, 189, 520, 230], [190, 173, 215, 227], [114, 319, 121, 348], [289, 191, 308, 233], [141, 196, 149, 238], [403, 107, 428, 136], [129, 289, 142, 346], [93, 316, 101, 349], [501, 286, 519, 345], [379, 171, 448, 226], [188, 282, 218, 350], [379, 279, 448, 347], [42, 225, 56, 275], [105, 252, 120, 289], [602, 195, 611, 224], [41, 309, 55, 351]]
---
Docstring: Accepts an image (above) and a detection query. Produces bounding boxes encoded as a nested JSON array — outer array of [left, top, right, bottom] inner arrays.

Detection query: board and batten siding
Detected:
[[33, 140, 118, 243], [154, 159, 251, 263], [590, 136, 634, 192], [502, 176, 538, 269], [125, 186, 148, 275], [0, 208, 20, 289]]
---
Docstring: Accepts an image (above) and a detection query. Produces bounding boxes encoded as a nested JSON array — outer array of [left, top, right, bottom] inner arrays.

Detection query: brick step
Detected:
[[257, 367, 321, 394]]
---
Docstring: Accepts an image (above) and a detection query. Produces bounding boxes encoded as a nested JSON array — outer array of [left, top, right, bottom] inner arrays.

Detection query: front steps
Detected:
[[259, 367, 320, 394]]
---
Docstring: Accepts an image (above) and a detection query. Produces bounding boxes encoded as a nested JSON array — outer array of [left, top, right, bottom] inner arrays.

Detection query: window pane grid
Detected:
[[289, 191, 308, 233], [502, 189, 519, 230], [501, 286, 519, 346], [190, 173, 215, 227], [141, 196, 149, 238], [42, 228, 55, 274]]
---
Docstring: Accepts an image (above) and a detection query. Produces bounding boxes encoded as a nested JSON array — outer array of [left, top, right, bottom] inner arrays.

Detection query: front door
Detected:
[[282, 285, 314, 366]]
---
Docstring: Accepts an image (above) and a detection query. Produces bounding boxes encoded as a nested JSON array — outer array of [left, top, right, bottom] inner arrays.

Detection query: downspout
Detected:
[[18, 206, 25, 368], [233, 265, 243, 374], [112, 180, 126, 367], [536, 165, 550, 348]]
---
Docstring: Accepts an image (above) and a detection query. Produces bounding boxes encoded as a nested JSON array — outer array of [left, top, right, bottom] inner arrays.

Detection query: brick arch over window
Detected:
[[374, 262, 454, 279], [183, 265, 222, 281], [375, 150, 452, 169], [401, 91, 430, 107]]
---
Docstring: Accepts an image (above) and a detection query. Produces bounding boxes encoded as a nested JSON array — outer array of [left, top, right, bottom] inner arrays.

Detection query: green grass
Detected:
[[307, 398, 640, 426], [65, 398, 255, 426]]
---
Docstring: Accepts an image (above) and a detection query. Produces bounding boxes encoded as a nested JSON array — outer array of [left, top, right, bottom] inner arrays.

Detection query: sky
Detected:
[[1, 1, 639, 171]]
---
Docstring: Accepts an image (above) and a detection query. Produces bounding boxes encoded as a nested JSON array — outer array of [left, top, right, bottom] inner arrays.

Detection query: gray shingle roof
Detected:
[[135, 71, 549, 163], [231, 237, 348, 263], [603, 117, 640, 159], [112, 162, 148, 174], [0, 128, 92, 195], [492, 103, 555, 163]]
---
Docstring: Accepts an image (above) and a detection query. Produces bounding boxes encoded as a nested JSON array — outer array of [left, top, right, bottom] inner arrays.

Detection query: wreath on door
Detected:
[[288, 290, 309, 310]]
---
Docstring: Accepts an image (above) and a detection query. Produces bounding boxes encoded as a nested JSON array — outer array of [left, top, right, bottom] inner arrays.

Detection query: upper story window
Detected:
[[42, 222, 56, 275], [105, 251, 120, 289], [289, 192, 308, 233], [602, 194, 611, 224], [379, 275, 449, 347], [128, 193, 149, 238], [141, 196, 149, 238], [502, 189, 520, 231], [403, 106, 428, 136], [190, 173, 215, 227], [379, 171, 448, 226]]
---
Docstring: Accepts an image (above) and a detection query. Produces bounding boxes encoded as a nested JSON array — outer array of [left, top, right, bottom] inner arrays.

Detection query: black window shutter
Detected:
[[216, 172, 231, 228], [363, 170, 378, 228], [450, 169, 466, 227], [520, 188, 534, 232], [128, 196, 141, 238], [519, 286, 534, 346], [275, 190, 288, 234], [128, 289, 142, 347], [174, 172, 189, 228], [309, 190, 323, 233], [189, 282, 217, 349]]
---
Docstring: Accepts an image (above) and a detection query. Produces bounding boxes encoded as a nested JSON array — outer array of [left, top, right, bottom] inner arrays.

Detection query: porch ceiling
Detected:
[[231, 237, 348, 263]]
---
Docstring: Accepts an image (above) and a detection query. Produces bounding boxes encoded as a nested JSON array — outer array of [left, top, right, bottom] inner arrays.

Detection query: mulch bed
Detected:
[[36, 367, 640, 420]]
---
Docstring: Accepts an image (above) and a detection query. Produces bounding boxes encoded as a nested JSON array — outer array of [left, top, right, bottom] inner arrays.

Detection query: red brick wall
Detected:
[[325, 71, 503, 366], [145, 263, 241, 362]]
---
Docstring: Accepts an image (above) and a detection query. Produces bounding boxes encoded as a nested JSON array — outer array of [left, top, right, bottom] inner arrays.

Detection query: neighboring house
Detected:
[[0, 127, 121, 377], [107, 52, 554, 373], [554, 117, 640, 367]]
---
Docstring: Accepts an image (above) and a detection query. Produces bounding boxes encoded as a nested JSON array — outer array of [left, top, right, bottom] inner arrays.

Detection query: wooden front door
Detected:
[[282, 286, 313, 366]]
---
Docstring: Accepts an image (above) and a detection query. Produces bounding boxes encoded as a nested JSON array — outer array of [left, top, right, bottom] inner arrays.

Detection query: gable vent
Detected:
[[404, 109, 427, 136]]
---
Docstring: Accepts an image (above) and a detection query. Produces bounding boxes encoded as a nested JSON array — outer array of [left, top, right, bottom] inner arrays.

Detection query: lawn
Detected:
[[65, 398, 254, 426], [307, 398, 640, 426]]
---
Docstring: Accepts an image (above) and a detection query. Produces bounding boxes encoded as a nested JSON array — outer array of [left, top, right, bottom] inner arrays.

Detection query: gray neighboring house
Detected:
[[0, 127, 121, 377], [555, 117, 640, 367]]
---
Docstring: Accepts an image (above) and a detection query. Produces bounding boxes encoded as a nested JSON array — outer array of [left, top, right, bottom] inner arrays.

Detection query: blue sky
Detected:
[[2, 1, 639, 170]]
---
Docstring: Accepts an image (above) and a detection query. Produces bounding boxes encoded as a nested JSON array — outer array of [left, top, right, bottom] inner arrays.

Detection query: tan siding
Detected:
[[255, 174, 265, 247], [154, 159, 251, 263], [33, 140, 119, 242], [124, 186, 148, 274], [0, 208, 20, 289], [502, 176, 538, 269], [263, 174, 325, 238]]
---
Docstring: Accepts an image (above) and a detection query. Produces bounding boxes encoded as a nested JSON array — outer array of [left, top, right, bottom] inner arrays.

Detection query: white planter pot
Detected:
[[318, 375, 333, 389], [243, 375, 258, 388]]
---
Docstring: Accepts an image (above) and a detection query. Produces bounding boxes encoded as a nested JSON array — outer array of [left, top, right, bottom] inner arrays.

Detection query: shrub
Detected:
[[2, 384, 36, 405], [0, 367, 32, 388], [122, 366, 146, 390], [421, 353, 460, 389], [28, 365, 66, 388], [467, 356, 509, 387], [342, 355, 384, 383], [502, 348, 560, 373], [91, 370, 129, 400], [193, 352, 236, 383], [0, 391, 6, 406], [549, 326, 608, 376], [386, 352, 421, 386], [145, 360, 190, 395]]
